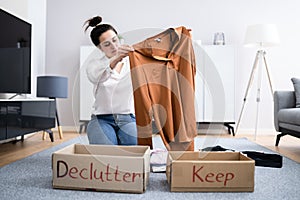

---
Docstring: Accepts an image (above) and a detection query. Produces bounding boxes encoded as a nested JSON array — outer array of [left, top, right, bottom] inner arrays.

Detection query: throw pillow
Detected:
[[291, 77, 300, 108]]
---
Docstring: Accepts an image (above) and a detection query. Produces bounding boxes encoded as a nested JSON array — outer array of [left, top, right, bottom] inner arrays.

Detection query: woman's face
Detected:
[[98, 30, 120, 58]]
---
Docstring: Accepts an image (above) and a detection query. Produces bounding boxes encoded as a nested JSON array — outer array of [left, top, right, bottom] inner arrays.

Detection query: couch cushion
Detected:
[[278, 108, 300, 126], [291, 77, 300, 108], [278, 123, 300, 133]]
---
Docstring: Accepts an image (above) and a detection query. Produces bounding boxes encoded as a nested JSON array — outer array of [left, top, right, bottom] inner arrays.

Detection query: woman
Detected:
[[83, 16, 137, 145]]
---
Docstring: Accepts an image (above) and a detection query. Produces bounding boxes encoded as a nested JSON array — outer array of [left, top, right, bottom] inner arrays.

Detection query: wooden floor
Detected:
[[245, 133, 300, 163], [0, 131, 80, 167], [0, 131, 299, 167]]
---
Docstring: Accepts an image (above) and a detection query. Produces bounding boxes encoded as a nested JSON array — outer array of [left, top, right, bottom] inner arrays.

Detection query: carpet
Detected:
[[0, 135, 299, 200]]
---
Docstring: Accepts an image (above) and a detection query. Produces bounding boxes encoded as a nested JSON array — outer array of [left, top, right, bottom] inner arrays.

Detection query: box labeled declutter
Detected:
[[166, 151, 255, 192], [52, 144, 150, 193]]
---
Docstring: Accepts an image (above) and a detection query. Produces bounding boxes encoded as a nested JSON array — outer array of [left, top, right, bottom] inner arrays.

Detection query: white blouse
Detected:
[[84, 49, 135, 115]]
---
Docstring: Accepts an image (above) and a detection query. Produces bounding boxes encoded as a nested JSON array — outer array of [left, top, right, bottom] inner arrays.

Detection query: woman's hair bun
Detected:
[[89, 16, 102, 27], [83, 16, 102, 32]]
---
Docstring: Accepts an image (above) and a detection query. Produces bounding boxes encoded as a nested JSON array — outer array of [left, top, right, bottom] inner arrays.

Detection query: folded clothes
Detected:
[[200, 145, 235, 152], [199, 145, 283, 168], [242, 151, 283, 168]]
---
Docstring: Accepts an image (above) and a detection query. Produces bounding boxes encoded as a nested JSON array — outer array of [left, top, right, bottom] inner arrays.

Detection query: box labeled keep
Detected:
[[166, 151, 255, 192], [52, 144, 150, 193]]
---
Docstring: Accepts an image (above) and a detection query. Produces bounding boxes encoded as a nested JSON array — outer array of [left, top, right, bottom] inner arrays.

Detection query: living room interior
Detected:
[[0, 0, 300, 199]]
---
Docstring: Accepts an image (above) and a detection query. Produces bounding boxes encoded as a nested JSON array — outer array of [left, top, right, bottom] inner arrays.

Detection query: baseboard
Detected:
[[235, 129, 277, 136], [51, 126, 80, 133], [197, 123, 277, 136]]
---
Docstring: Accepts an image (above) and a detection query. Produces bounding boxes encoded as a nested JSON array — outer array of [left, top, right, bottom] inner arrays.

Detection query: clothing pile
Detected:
[[200, 145, 283, 168]]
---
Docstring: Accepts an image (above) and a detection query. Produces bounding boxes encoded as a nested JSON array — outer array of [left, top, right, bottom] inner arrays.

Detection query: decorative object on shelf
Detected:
[[236, 24, 280, 139], [37, 76, 68, 140], [213, 32, 225, 45]]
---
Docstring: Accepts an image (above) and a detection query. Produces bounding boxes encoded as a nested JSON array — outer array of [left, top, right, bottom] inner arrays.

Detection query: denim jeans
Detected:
[[86, 114, 137, 145]]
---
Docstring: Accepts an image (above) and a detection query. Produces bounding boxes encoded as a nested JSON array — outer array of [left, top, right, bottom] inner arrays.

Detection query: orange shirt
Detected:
[[129, 26, 197, 150]]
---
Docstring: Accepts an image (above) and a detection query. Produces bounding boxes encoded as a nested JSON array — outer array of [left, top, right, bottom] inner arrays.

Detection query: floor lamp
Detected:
[[236, 24, 280, 139], [37, 76, 68, 141]]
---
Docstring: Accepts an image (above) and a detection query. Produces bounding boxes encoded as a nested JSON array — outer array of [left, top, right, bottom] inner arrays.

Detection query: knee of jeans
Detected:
[[117, 130, 138, 145], [87, 125, 118, 145], [86, 118, 99, 133], [119, 122, 138, 137]]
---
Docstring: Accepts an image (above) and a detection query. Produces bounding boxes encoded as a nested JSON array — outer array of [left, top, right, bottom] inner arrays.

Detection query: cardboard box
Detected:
[[166, 151, 255, 192], [52, 144, 150, 193]]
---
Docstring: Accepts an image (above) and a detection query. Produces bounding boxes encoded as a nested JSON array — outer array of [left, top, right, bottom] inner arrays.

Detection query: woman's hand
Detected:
[[110, 44, 134, 69], [118, 44, 134, 56]]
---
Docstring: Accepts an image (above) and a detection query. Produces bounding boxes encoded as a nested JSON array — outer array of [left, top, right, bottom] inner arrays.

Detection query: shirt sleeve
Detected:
[[85, 57, 112, 84]]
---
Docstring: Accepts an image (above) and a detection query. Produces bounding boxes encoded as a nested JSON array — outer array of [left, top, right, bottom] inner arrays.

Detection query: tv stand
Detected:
[[8, 93, 26, 99], [0, 99, 56, 142]]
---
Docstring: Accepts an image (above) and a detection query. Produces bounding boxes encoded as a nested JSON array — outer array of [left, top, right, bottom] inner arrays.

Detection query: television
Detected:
[[0, 8, 31, 94]]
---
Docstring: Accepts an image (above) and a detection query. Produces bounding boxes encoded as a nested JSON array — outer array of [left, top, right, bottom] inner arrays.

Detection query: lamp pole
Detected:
[[254, 50, 263, 140], [236, 50, 274, 138]]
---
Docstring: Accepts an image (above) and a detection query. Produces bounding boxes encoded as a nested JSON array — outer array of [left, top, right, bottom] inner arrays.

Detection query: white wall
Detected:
[[45, 0, 300, 134], [4, 0, 300, 134], [0, 0, 28, 19], [28, 0, 47, 96]]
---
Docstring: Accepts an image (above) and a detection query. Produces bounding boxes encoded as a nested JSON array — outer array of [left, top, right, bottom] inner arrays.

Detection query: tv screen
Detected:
[[0, 8, 31, 94]]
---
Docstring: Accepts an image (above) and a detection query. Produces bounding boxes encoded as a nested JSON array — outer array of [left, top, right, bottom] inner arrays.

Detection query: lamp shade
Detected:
[[244, 24, 280, 48], [37, 76, 68, 98]]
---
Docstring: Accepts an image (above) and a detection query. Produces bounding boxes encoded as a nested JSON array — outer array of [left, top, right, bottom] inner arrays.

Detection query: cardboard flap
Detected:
[[168, 151, 253, 161], [74, 144, 149, 157]]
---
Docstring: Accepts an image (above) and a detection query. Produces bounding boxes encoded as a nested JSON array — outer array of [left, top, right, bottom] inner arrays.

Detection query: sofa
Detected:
[[274, 90, 300, 146]]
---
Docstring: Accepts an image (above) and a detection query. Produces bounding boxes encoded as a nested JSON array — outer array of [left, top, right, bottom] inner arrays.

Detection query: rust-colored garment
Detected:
[[128, 26, 197, 151]]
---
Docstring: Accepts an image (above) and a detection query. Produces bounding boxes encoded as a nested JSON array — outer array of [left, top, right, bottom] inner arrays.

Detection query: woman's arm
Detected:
[[85, 44, 134, 84], [86, 57, 111, 84]]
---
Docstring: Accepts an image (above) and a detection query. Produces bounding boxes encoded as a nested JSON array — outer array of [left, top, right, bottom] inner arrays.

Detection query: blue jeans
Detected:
[[86, 114, 137, 145]]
